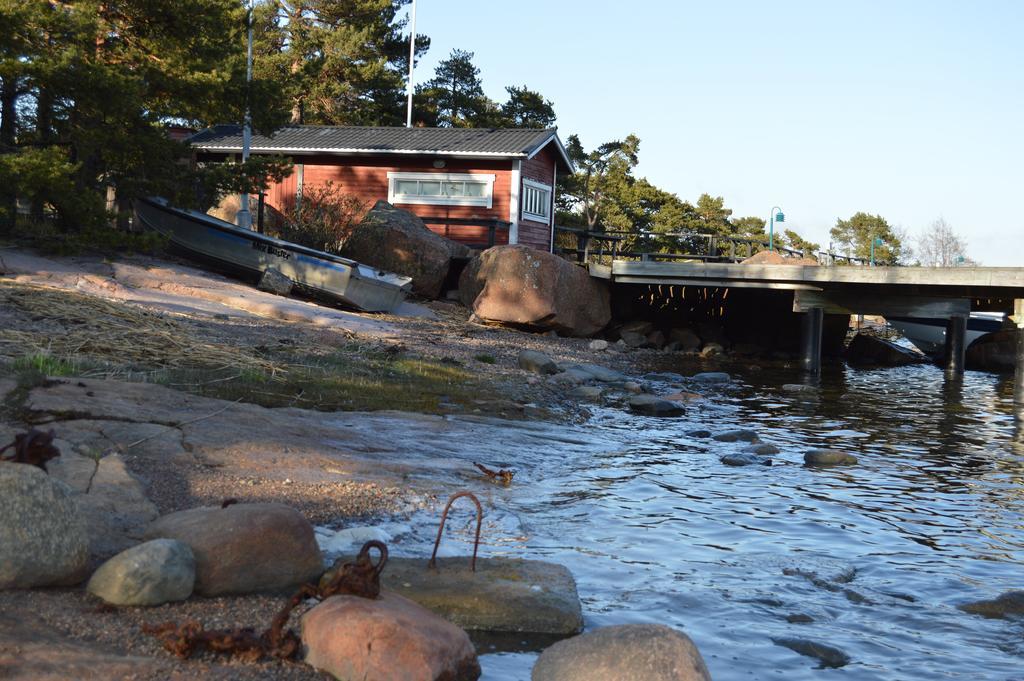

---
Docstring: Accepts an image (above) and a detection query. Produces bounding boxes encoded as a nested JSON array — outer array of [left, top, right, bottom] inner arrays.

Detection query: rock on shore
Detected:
[[532, 624, 711, 681], [86, 539, 195, 606], [302, 591, 480, 681], [0, 463, 90, 589], [145, 502, 323, 596], [459, 245, 610, 337], [340, 200, 469, 299]]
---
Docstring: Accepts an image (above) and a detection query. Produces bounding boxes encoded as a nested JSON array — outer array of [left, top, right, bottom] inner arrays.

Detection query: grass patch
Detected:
[[11, 353, 85, 377], [152, 350, 482, 413], [474, 354, 497, 364]]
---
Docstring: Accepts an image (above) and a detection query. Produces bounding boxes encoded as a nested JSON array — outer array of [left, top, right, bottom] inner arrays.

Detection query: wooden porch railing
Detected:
[[419, 216, 512, 250]]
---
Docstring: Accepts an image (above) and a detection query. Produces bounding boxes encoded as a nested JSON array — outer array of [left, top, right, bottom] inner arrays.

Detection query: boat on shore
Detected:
[[134, 197, 412, 313], [887, 312, 1008, 358]]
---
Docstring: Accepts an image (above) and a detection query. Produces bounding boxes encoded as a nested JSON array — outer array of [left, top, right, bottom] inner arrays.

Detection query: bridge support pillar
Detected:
[[944, 314, 967, 376], [1014, 300, 1024, 405], [800, 307, 824, 375]]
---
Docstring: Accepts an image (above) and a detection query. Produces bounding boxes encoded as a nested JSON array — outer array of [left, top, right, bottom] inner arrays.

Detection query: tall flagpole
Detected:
[[405, 0, 417, 127], [237, 0, 254, 229]]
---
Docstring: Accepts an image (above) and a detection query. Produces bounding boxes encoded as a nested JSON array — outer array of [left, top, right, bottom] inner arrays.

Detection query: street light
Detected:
[[870, 236, 884, 266], [768, 207, 784, 251]]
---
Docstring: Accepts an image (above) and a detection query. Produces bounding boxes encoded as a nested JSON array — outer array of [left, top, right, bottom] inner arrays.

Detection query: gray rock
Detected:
[[87, 539, 195, 606], [783, 383, 819, 393], [687, 430, 712, 438], [786, 613, 815, 624], [720, 453, 772, 467], [381, 557, 583, 636], [563, 363, 628, 383], [621, 381, 644, 394], [145, 503, 323, 596], [588, 339, 609, 351], [548, 369, 588, 386], [532, 624, 711, 681], [519, 350, 561, 375], [628, 395, 685, 417], [713, 429, 759, 443], [804, 449, 858, 466], [958, 590, 1024, 619], [700, 342, 724, 357], [646, 329, 666, 349], [743, 443, 781, 456], [663, 340, 683, 352], [0, 464, 89, 588], [620, 330, 648, 348], [772, 637, 851, 668], [644, 372, 685, 383], [619, 320, 655, 336], [256, 267, 293, 296], [669, 328, 702, 352], [570, 386, 604, 401], [691, 371, 730, 384]]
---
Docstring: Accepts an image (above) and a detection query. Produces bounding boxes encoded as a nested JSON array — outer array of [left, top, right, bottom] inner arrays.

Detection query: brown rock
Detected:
[[966, 329, 1017, 373], [668, 328, 701, 352], [302, 591, 481, 681], [145, 502, 322, 596], [459, 245, 610, 337], [340, 201, 469, 299]]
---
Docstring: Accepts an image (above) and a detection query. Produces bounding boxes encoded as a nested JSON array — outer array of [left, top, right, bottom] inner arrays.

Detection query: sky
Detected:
[[410, 1, 1023, 265]]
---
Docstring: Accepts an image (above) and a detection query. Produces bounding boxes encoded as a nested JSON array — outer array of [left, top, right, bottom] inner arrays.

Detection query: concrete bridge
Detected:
[[587, 259, 1024, 397]]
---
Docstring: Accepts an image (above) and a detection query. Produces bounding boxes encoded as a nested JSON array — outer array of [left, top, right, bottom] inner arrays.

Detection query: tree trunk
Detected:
[[31, 86, 54, 222], [0, 75, 18, 232]]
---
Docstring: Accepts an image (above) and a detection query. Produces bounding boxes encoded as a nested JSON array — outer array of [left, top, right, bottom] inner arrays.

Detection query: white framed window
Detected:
[[387, 172, 494, 208], [521, 178, 552, 224]]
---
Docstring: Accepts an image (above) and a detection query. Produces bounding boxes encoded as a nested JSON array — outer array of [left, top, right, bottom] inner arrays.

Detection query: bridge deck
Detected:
[[597, 262, 1024, 298]]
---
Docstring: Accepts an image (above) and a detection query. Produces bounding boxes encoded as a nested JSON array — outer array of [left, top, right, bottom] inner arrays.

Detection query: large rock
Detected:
[[87, 539, 195, 606], [804, 449, 858, 466], [380, 557, 583, 636], [144, 502, 322, 596], [846, 333, 925, 366], [0, 463, 90, 588], [302, 591, 480, 681], [669, 328, 701, 352], [256, 267, 293, 296], [627, 395, 685, 417], [459, 245, 611, 337], [532, 624, 711, 681], [340, 201, 469, 299]]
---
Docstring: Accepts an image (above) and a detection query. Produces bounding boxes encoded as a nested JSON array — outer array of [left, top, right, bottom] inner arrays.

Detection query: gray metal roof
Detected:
[[189, 125, 572, 170]]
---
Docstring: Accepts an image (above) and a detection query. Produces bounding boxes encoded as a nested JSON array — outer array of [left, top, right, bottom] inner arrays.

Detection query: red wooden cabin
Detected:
[[190, 125, 573, 252]]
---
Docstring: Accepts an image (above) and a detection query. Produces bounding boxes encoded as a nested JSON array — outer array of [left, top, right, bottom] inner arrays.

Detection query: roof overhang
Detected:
[[525, 132, 574, 174]]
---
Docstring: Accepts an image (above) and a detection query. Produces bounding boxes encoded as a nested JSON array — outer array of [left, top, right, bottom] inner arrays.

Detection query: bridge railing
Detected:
[[555, 227, 810, 264], [554, 226, 888, 267]]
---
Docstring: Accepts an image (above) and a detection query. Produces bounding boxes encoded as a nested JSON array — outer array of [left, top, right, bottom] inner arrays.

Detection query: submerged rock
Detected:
[[518, 350, 560, 375], [691, 372, 730, 384], [0, 464, 90, 589], [561, 363, 627, 383], [720, 453, 772, 467], [959, 590, 1024, 619], [303, 591, 480, 681], [87, 539, 195, 607], [145, 502, 322, 596], [743, 443, 780, 456], [772, 637, 851, 668], [569, 386, 604, 402], [532, 624, 711, 681], [627, 394, 685, 417], [380, 556, 583, 637], [804, 449, 858, 467], [713, 429, 759, 443]]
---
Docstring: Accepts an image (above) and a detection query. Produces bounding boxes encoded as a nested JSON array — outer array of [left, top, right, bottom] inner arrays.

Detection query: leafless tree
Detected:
[[915, 218, 972, 267]]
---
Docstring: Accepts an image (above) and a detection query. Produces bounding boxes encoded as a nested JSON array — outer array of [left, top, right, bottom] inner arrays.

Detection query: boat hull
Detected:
[[134, 197, 411, 313], [887, 314, 1006, 357]]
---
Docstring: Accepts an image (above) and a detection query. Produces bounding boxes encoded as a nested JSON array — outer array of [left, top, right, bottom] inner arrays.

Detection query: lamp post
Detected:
[[768, 207, 784, 251], [870, 236, 884, 266], [236, 0, 254, 230]]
